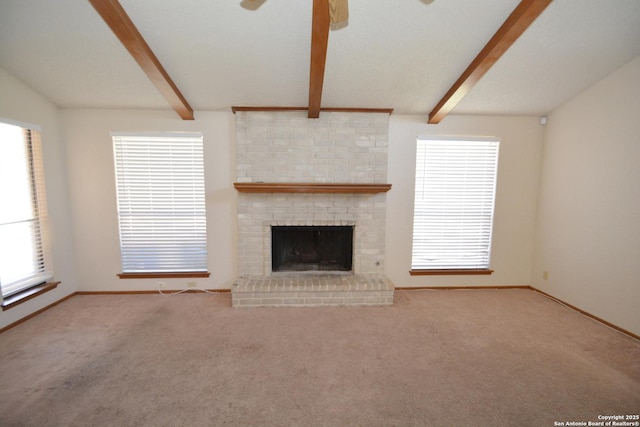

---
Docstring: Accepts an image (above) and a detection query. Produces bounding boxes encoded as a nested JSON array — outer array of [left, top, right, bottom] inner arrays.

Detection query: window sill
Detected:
[[118, 272, 211, 279], [410, 269, 494, 276], [2, 282, 60, 311]]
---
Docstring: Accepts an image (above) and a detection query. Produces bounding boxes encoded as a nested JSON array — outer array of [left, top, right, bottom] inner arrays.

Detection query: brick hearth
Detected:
[[232, 274, 394, 308]]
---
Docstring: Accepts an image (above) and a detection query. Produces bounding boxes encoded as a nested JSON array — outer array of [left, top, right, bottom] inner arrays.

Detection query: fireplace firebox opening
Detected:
[[271, 226, 354, 272]]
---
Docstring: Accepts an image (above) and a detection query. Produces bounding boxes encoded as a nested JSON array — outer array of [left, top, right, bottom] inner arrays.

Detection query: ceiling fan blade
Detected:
[[240, 0, 267, 11], [328, 0, 348, 27]]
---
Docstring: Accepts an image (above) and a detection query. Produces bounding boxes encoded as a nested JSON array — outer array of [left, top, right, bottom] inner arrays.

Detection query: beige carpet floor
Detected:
[[0, 289, 639, 426]]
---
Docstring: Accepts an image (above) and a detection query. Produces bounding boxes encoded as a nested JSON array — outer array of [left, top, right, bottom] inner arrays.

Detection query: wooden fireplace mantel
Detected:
[[233, 182, 392, 194]]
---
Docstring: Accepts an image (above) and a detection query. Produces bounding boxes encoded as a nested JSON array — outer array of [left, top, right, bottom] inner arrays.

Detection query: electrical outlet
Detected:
[[156, 281, 166, 288], [187, 282, 197, 288], [543, 271, 549, 281]]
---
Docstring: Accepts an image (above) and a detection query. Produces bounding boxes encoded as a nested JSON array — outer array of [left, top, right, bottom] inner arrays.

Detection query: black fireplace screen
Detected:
[[271, 226, 353, 272]]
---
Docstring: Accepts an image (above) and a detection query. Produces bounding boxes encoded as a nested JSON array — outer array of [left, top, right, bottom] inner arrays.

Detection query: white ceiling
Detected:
[[1, 0, 639, 118]]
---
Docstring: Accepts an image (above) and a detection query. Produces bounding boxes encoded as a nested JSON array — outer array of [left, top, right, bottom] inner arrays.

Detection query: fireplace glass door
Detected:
[[271, 226, 353, 272]]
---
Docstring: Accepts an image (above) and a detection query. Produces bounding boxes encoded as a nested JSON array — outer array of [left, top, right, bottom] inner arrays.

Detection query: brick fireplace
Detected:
[[231, 110, 395, 307]]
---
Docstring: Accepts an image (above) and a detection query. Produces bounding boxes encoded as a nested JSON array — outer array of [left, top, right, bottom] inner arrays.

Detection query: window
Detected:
[[0, 120, 53, 299], [112, 132, 208, 277], [411, 137, 499, 273]]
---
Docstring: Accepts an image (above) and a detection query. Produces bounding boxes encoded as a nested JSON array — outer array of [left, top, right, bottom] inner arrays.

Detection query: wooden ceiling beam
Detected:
[[88, 0, 194, 120], [308, 0, 331, 118], [428, 0, 552, 124]]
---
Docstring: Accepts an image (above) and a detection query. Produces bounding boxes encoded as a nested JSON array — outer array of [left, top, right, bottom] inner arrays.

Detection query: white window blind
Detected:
[[412, 138, 499, 270], [112, 133, 207, 273], [0, 120, 53, 298]]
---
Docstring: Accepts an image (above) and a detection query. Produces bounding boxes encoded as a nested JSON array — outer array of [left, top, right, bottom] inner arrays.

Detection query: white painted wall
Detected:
[[62, 110, 237, 292], [386, 115, 545, 287], [62, 108, 544, 293], [0, 68, 77, 330], [4, 56, 636, 336], [533, 56, 640, 336]]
